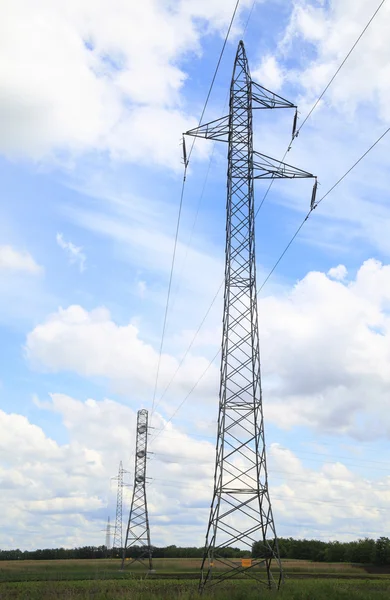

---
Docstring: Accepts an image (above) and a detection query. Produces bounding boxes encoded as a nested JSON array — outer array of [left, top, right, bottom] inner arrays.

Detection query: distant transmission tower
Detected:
[[112, 461, 124, 556], [105, 516, 111, 556], [185, 41, 316, 591], [121, 409, 153, 571]]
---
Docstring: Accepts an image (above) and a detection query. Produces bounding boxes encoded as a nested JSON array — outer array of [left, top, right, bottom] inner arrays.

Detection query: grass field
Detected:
[[1, 558, 390, 599]]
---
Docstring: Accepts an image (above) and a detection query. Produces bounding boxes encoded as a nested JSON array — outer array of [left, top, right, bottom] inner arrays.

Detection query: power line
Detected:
[[150, 472, 390, 491], [167, 85, 230, 323], [315, 127, 390, 208], [150, 449, 390, 473], [242, 0, 257, 37], [150, 0, 389, 429], [169, 145, 217, 317], [150, 0, 242, 420], [151, 426, 382, 454], [150, 355, 217, 444], [151, 280, 223, 417], [150, 2, 387, 421], [166, 1, 261, 350], [150, 175, 186, 419], [258, 124, 390, 294], [255, 0, 386, 218], [296, 0, 387, 136], [186, 0, 241, 165], [149, 430, 390, 467], [149, 478, 390, 514], [256, 214, 309, 295], [150, 124, 390, 433], [168, 0, 260, 330]]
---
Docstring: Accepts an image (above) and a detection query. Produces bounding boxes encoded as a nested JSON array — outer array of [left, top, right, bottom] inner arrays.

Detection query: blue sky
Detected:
[[2, 0, 390, 550]]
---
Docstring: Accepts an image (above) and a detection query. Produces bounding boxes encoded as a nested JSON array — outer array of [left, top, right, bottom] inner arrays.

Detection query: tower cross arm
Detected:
[[252, 150, 315, 180], [251, 81, 296, 110], [184, 115, 229, 142]]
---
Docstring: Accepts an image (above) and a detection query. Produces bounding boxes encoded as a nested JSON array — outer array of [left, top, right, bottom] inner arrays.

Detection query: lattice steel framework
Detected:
[[112, 461, 124, 555], [121, 409, 152, 571], [185, 41, 316, 592], [105, 516, 111, 556]]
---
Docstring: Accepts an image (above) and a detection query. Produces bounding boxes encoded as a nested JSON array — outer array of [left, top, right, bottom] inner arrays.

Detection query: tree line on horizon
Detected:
[[1, 537, 390, 565]]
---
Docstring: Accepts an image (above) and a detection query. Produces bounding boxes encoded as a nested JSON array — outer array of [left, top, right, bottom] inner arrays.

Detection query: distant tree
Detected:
[[0, 537, 387, 563], [325, 541, 346, 562], [349, 538, 376, 564], [375, 537, 390, 565]]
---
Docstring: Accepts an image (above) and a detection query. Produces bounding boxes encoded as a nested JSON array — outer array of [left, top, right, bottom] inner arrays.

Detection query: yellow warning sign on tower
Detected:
[[241, 558, 252, 568]]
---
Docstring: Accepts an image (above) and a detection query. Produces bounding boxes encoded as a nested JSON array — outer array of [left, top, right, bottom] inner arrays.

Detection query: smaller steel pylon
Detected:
[[121, 409, 153, 571]]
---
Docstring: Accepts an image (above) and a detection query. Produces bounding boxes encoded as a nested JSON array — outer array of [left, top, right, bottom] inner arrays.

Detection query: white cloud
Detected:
[[56, 233, 86, 272], [0, 394, 216, 549], [25, 305, 218, 405], [0, 245, 42, 274], [255, 0, 390, 266], [0, 0, 251, 167], [1, 395, 390, 549], [23, 258, 390, 441], [327, 264, 347, 280], [259, 259, 390, 439], [268, 443, 390, 540], [284, 0, 390, 121], [252, 54, 285, 91]]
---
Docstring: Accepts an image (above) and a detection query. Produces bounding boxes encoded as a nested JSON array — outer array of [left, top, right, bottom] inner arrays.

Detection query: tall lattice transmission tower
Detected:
[[121, 409, 153, 571], [105, 516, 111, 557], [112, 461, 124, 556], [185, 41, 316, 591]]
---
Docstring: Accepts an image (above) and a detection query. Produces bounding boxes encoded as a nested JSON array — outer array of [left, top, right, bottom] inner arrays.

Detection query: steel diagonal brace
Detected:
[[251, 81, 296, 110], [252, 150, 315, 181], [214, 516, 263, 547], [185, 115, 229, 142], [184, 126, 318, 205]]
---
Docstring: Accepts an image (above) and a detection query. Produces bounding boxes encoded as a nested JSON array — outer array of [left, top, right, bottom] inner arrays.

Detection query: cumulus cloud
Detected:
[[283, 0, 390, 120], [56, 233, 86, 272], [252, 55, 285, 91], [0, 245, 42, 274], [0, 394, 215, 549], [0, 247, 54, 327], [260, 259, 390, 438], [23, 258, 390, 440], [252, 0, 390, 268], [268, 443, 390, 540], [1, 395, 390, 549], [25, 305, 218, 405], [327, 264, 348, 281], [0, 0, 251, 167]]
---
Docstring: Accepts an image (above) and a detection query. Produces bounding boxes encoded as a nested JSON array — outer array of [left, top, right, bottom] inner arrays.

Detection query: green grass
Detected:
[[1, 559, 390, 599], [1, 579, 390, 599], [0, 557, 388, 583]]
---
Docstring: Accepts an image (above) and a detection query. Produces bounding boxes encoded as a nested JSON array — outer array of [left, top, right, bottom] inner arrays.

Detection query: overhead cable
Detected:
[[152, 124, 390, 430], [150, 0, 242, 419], [151, 1, 387, 420], [255, 0, 386, 217]]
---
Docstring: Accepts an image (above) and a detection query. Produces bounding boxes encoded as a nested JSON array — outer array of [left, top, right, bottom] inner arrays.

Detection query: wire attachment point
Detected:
[[292, 108, 298, 138], [310, 178, 318, 210], [182, 136, 189, 169]]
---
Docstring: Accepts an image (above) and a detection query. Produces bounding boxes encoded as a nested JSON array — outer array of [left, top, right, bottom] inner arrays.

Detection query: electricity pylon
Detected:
[[121, 409, 153, 571], [105, 516, 111, 557], [185, 41, 316, 592], [112, 461, 124, 556]]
